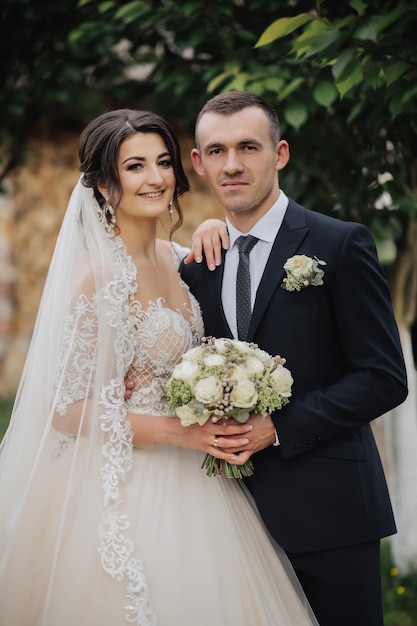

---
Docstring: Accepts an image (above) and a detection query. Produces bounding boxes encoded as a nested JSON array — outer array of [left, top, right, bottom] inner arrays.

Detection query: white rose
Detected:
[[227, 364, 250, 383], [214, 338, 231, 354], [232, 340, 254, 354], [255, 348, 273, 363], [182, 346, 204, 361], [245, 356, 265, 377], [230, 380, 258, 408], [284, 255, 313, 278], [172, 360, 199, 384], [194, 376, 224, 404], [204, 354, 225, 367], [270, 366, 293, 397], [176, 404, 198, 426]]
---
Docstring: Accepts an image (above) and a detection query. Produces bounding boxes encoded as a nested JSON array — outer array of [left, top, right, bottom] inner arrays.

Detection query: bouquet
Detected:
[[165, 336, 293, 479]]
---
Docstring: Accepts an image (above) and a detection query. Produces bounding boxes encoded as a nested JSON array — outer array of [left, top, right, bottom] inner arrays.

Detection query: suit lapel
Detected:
[[208, 250, 234, 338], [248, 201, 309, 340]]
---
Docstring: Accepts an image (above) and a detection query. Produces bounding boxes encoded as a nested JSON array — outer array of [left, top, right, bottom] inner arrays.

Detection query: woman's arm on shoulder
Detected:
[[183, 219, 229, 270]]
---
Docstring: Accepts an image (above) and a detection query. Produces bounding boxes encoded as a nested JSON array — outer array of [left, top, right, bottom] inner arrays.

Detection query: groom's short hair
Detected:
[[195, 90, 281, 149]]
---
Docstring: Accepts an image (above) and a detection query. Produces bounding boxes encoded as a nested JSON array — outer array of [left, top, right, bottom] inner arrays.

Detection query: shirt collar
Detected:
[[227, 190, 289, 248]]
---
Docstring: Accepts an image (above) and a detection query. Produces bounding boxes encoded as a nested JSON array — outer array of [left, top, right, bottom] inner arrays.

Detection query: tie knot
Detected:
[[236, 235, 258, 255]]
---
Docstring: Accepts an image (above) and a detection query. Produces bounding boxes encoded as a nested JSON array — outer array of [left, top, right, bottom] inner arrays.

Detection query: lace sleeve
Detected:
[[53, 292, 99, 416]]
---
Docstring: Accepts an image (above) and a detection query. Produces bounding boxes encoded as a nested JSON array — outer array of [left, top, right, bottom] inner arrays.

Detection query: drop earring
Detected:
[[101, 196, 116, 232], [168, 201, 174, 223]]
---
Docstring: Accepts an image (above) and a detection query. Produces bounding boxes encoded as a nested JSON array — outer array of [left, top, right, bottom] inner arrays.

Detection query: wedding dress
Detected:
[[0, 180, 317, 625]]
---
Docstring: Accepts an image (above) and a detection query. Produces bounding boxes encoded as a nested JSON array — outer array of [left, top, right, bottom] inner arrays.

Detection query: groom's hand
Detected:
[[203, 414, 275, 466]]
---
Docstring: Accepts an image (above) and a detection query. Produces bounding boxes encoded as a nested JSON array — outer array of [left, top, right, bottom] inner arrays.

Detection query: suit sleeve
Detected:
[[275, 223, 408, 459]]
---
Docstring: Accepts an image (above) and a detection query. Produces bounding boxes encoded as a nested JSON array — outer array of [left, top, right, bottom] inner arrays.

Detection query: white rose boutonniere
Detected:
[[281, 254, 326, 292], [165, 336, 293, 479]]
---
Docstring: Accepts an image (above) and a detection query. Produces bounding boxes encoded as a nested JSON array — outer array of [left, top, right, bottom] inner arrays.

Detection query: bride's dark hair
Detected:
[[78, 108, 190, 236]]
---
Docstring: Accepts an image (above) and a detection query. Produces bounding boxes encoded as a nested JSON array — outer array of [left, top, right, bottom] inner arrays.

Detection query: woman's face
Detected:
[[114, 132, 176, 224]]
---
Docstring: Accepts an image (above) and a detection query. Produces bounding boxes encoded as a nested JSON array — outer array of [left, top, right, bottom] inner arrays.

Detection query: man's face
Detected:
[[191, 106, 288, 229]]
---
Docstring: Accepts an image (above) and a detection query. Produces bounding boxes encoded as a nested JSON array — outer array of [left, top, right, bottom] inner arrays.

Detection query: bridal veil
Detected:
[[0, 179, 157, 623]]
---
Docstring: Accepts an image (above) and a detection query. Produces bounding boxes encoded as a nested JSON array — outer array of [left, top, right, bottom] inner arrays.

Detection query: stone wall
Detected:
[[0, 131, 222, 397]]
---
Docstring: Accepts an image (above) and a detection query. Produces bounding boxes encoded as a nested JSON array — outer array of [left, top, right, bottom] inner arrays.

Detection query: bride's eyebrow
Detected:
[[121, 156, 144, 164], [121, 152, 171, 165]]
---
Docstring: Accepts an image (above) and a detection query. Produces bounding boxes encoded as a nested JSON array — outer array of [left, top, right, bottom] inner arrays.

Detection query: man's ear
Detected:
[[276, 140, 290, 172], [191, 148, 205, 177]]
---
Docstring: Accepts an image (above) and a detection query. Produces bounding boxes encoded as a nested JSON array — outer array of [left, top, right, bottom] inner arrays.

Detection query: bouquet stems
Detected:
[[201, 453, 254, 479]]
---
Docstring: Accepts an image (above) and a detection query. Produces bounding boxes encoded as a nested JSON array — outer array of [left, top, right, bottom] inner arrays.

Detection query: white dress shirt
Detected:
[[222, 190, 289, 337]]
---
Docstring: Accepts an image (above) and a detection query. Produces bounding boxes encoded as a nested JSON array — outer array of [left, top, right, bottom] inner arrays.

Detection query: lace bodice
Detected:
[[125, 293, 203, 416], [53, 239, 203, 419]]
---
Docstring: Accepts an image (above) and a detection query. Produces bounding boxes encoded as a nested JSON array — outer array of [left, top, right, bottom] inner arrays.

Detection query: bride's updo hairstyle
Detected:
[[78, 108, 190, 235]]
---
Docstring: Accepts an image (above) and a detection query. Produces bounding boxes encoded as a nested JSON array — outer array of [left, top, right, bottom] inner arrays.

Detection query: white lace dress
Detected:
[[99, 244, 315, 625], [0, 241, 317, 626]]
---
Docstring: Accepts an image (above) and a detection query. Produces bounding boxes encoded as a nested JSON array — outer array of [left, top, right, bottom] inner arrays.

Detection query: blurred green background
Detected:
[[1, 1, 417, 623]]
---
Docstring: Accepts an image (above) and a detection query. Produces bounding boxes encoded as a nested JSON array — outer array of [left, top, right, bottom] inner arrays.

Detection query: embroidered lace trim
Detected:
[[53, 235, 203, 624]]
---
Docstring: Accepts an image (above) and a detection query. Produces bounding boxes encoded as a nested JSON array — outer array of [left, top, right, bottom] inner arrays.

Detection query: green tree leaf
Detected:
[[313, 81, 338, 107], [283, 101, 308, 130], [255, 14, 316, 48]]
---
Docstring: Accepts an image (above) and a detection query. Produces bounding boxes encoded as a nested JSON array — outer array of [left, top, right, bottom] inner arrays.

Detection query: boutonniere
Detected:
[[281, 255, 326, 292]]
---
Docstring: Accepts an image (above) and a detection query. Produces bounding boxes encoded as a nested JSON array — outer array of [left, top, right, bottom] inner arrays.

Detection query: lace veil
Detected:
[[0, 179, 157, 623]]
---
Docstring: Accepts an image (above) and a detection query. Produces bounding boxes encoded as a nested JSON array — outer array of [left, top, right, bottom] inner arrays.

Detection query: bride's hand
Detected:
[[176, 418, 253, 461], [209, 413, 277, 465], [184, 219, 229, 271]]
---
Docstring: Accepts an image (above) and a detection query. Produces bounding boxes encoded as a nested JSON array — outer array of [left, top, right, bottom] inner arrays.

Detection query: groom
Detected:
[[181, 91, 408, 626]]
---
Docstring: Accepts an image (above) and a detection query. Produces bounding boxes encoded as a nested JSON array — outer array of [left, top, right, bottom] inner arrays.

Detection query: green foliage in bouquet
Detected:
[[165, 336, 293, 479]]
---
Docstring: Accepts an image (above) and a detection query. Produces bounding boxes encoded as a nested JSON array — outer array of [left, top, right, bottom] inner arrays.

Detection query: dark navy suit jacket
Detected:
[[181, 198, 408, 553]]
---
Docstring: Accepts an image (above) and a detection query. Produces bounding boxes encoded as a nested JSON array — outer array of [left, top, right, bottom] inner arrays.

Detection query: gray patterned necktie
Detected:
[[236, 235, 259, 341]]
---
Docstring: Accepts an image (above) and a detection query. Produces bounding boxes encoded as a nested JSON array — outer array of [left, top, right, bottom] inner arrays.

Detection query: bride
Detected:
[[0, 108, 318, 625]]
